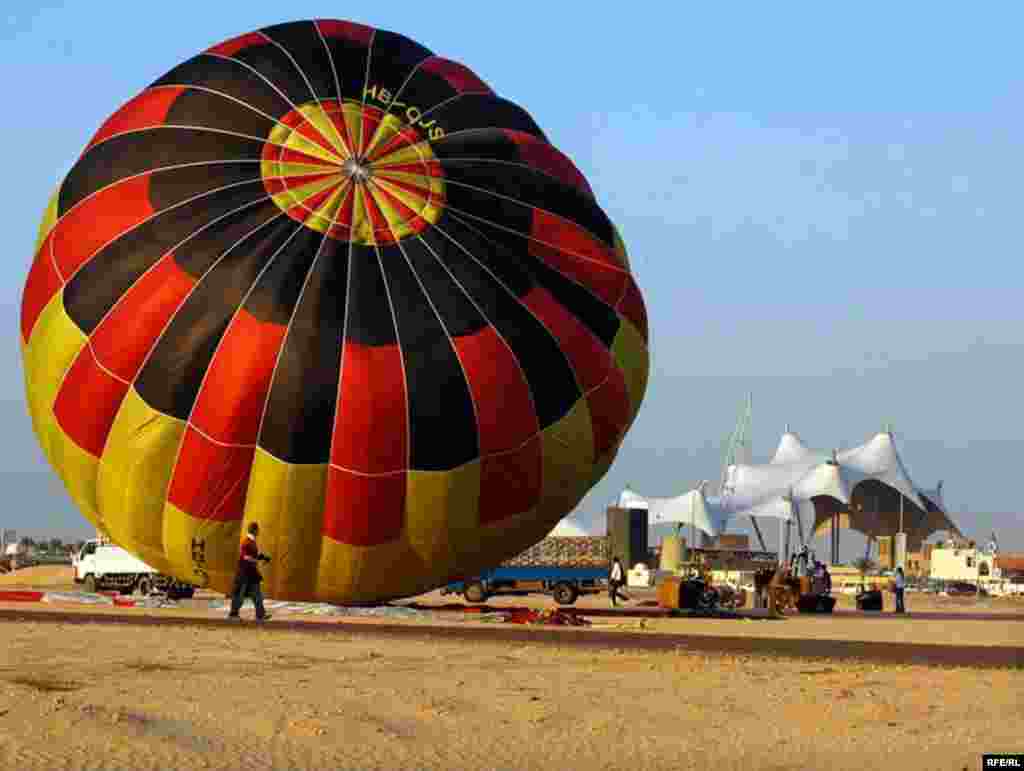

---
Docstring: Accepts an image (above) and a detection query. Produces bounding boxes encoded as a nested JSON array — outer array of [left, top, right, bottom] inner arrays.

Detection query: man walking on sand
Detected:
[[609, 556, 629, 607], [228, 522, 272, 622]]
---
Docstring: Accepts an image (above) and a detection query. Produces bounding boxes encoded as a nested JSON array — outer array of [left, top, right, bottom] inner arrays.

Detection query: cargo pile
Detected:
[[501, 536, 610, 568], [504, 607, 591, 626]]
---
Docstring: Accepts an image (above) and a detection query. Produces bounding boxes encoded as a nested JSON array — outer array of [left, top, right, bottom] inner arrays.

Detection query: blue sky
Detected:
[[2, 2, 1022, 553]]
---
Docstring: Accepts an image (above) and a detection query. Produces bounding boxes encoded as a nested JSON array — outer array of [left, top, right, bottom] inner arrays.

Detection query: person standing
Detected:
[[608, 556, 629, 607], [228, 522, 272, 621], [893, 566, 906, 613], [807, 560, 822, 595], [796, 545, 811, 577]]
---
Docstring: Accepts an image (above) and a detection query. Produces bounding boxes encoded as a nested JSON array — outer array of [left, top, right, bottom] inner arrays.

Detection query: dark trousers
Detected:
[[894, 588, 905, 613], [609, 580, 628, 606], [229, 578, 266, 619]]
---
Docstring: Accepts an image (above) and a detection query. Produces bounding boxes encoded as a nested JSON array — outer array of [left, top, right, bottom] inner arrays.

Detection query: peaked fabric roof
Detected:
[[616, 485, 760, 538], [731, 429, 958, 542], [616, 428, 959, 544], [547, 516, 592, 537], [749, 430, 924, 508]]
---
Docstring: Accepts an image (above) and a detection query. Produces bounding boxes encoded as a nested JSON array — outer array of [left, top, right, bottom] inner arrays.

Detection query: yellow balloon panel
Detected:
[[240, 450, 327, 601], [98, 387, 183, 576], [612, 319, 650, 425]]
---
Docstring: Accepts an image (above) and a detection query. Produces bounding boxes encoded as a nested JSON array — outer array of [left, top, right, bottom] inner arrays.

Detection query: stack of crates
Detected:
[[501, 536, 610, 568]]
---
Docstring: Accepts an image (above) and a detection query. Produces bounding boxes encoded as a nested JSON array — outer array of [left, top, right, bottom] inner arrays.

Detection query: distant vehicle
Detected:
[[943, 581, 988, 597], [73, 540, 195, 599], [442, 536, 610, 605], [1003, 577, 1024, 597], [443, 565, 608, 605]]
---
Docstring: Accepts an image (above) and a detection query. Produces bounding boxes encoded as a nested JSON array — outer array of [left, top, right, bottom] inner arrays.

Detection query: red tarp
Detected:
[[0, 590, 44, 602]]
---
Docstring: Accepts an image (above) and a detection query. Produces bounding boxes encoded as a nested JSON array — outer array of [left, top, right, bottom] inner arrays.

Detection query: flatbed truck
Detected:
[[442, 565, 608, 605]]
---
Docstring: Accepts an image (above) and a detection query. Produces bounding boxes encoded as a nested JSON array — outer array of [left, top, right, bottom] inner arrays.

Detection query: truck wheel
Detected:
[[553, 583, 578, 606], [137, 578, 153, 596], [83, 575, 97, 594], [464, 581, 487, 604]]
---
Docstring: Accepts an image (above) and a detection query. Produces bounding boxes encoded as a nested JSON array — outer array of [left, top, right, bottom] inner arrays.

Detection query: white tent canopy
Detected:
[[617, 428, 950, 547], [727, 430, 928, 513], [617, 484, 788, 539], [547, 516, 592, 537], [617, 487, 725, 538]]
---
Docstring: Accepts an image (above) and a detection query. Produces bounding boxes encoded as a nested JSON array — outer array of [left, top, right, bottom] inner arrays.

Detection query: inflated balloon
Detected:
[[21, 20, 649, 602]]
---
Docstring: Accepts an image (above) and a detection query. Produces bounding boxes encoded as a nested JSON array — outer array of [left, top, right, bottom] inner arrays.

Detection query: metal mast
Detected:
[[718, 393, 752, 495], [718, 393, 767, 551]]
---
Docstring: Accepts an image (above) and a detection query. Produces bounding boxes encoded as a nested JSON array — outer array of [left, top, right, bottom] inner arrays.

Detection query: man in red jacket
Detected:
[[228, 522, 272, 621]]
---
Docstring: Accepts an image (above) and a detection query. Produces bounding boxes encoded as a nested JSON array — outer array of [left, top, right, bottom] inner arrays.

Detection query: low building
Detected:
[[996, 553, 1024, 577], [714, 534, 750, 550], [929, 541, 999, 585], [878, 538, 933, 576], [905, 546, 932, 578]]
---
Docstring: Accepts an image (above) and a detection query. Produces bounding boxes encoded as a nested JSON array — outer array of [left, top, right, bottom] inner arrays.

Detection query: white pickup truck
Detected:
[[73, 539, 196, 599]]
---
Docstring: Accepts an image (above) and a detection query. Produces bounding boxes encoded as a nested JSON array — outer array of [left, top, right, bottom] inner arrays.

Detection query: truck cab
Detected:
[[74, 539, 195, 599]]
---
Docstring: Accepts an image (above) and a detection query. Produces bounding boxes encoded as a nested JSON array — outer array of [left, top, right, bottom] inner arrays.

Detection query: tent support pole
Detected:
[[831, 511, 839, 565], [750, 516, 768, 552], [793, 495, 805, 547]]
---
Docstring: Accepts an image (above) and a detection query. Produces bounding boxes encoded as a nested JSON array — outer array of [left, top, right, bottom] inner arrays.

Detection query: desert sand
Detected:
[[0, 566, 1022, 770], [0, 565, 77, 587], [1, 611, 1021, 771]]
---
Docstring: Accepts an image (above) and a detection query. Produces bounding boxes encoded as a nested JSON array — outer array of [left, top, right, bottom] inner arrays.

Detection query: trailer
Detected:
[[73, 539, 196, 599]]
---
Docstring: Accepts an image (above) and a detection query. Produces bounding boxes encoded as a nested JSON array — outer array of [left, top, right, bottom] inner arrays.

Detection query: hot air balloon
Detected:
[[20, 20, 649, 603]]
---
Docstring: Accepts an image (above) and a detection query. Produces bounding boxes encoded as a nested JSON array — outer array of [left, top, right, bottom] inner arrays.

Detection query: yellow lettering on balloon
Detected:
[[362, 84, 445, 139]]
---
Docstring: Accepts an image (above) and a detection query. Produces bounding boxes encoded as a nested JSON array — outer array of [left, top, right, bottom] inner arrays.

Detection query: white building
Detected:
[[929, 542, 998, 584]]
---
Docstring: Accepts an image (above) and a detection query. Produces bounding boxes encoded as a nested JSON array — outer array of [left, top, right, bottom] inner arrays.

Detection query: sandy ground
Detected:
[[0, 565, 76, 587], [0, 569, 1022, 769], [0, 615, 1021, 771]]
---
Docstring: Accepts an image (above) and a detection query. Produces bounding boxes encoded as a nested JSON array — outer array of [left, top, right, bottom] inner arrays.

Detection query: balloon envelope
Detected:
[[20, 20, 649, 603]]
